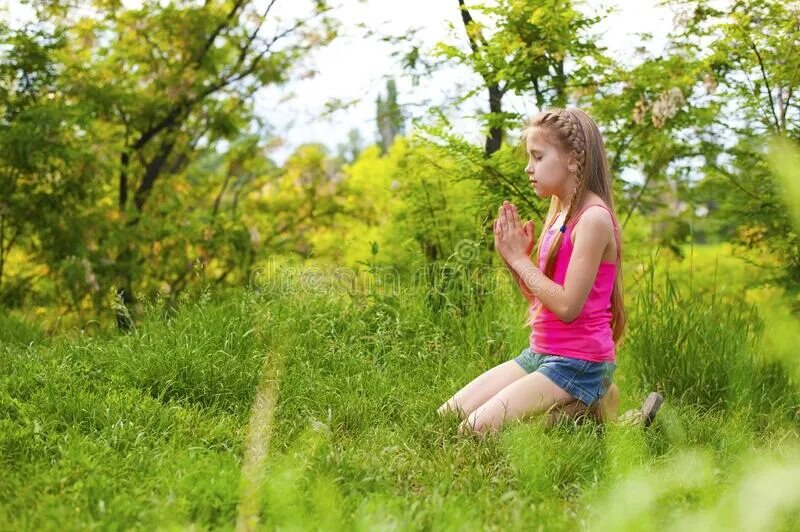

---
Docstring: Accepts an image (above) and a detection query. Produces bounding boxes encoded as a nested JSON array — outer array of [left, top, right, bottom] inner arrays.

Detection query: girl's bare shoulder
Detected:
[[572, 205, 614, 238], [571, 203, 618, 261]]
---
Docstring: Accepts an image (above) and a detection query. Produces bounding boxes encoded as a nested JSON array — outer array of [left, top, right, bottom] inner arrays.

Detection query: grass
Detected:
[[1, 247, 799, 530]]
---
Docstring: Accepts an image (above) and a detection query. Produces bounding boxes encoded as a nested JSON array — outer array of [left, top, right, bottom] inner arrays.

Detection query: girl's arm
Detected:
[[497, 203, 612, 323], [500, 253, 538, 304], [493, 207, 537, 304]]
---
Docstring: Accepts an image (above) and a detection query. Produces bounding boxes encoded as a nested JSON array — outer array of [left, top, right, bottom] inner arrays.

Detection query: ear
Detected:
[[567, 152, 579, 174]]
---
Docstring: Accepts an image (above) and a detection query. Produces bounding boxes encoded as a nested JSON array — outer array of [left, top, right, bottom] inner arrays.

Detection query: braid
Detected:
[[535, 109, 587, 183], [535, 108, 588, 225], [529, 108, 590, 281], [556, 109, 587, 184]]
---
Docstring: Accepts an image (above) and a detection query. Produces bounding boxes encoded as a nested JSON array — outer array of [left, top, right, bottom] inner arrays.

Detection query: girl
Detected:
[[436, 107, 662, 437]]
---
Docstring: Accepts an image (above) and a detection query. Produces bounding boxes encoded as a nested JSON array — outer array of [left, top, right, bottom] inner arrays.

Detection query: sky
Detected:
[[251, 0, 677, 165], [1, 0, 677, 168]]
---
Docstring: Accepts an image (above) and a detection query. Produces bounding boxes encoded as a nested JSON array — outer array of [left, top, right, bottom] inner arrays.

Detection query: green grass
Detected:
[[1, 251, 799, 530]]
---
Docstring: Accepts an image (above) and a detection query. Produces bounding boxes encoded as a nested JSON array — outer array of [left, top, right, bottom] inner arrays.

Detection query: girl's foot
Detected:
[[618, 392, 664, 428]]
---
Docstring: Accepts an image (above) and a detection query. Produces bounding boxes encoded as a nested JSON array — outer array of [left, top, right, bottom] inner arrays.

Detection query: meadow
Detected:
[[3, 1, 800, 529], [2, 243, 798, 531]]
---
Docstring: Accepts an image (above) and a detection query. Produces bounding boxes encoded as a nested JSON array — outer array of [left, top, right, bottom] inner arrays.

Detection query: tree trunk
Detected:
[[486, 84, 504, 156]]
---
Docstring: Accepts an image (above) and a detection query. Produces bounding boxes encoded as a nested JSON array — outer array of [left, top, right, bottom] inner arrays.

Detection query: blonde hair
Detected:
[[521, 107, 626, 346]]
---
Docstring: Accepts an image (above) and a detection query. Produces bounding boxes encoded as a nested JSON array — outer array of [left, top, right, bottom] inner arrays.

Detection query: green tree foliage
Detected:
[[0, 24, 103, 309], [3, 0, 800, 326], [665, 0, 800, 285], [582, 51, 714, 255], [315, 140, 405, 268], [422, 0, 799, 286], [262, 143, 346, 259], [0, 1, 337, 326], [376, 78, 405, 155]]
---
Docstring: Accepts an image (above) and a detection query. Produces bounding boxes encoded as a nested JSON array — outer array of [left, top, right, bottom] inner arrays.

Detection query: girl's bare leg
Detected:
[[550, 385, 665, 428], [436, 360, 528, 420], [596, 382, 620, 422], [545, 382, 620, 426], [458, 372, 579, 438]]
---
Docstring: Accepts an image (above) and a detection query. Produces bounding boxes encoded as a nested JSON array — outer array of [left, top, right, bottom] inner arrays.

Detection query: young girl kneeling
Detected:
[[437, 107, 662, 437]]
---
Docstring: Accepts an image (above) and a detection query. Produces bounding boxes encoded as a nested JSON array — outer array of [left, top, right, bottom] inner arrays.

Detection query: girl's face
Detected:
[[524, 128, 574, 198]]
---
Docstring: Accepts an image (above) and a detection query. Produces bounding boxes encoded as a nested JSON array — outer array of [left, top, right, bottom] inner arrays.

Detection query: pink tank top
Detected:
[[529, 203, 620, 363]]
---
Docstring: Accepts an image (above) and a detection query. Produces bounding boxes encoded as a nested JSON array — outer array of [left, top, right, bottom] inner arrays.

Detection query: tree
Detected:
[[336, 128, 364, 164], [665, 0, 800, 284], [0, 24, 101, 309], [437, 0, 608, 156], [17, 1, 338, 328], [376, 78, 404, 155], [403, 0, 613, 269]]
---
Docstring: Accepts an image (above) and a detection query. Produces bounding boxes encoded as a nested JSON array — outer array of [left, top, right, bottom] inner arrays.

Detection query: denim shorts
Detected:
[[512, 347, 616, 407]]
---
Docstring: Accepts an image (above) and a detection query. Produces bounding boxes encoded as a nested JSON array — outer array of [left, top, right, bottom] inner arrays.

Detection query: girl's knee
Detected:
[[458, 415, 492, 438], [437, 398, 466, 420]]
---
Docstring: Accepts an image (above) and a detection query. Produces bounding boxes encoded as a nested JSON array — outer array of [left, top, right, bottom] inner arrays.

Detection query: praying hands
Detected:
[[493, 200, 536, 264]]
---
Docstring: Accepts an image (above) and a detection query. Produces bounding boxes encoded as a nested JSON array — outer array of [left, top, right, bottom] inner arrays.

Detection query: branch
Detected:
[[622, 171, 653, 229], [420, 149, 543, 221], [457, 0, 487, 55], [212, 172, 232, 218], [191, 0, 247, 67], [138, 28, 172, 67], [132, 2, 293, 153], [781, 87, 793, 131], [706, 162, 774, 207], [168, 119, 213, 175], [609, 126, 639, 175], [134, 136, 177, 210], [747, 37, 781, 133], [738, 63, 780, 133]]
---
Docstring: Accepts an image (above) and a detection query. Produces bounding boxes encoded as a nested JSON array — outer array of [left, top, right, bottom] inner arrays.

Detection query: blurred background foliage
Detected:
[[0, 0, 798, 330]]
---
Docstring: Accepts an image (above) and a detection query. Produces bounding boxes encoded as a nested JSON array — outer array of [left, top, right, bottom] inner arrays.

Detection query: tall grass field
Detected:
[[1, 246, 799, 530]]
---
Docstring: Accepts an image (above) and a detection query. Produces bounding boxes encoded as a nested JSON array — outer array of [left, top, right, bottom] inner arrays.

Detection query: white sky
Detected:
[[1, 0, 677, 169]]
